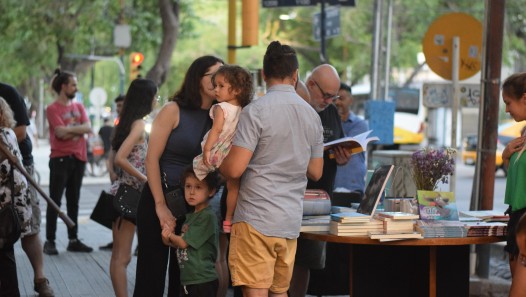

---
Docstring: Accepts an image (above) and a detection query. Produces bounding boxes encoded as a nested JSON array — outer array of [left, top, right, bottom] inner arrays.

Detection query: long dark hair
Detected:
[[50, 68, 76, 94], [171, 55, 224, 109], [111, 79, 157, 151]]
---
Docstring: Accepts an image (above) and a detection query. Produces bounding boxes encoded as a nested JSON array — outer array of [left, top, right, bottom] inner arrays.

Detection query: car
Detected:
[[461, 135, 507, 176]]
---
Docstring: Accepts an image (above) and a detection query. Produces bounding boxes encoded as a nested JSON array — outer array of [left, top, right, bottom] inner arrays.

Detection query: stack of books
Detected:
[[329, 212, 383, 236], [374, 211, 419, 233], [367, 212, 422, 241], [416, 220, 468, 238], [300, 215, 331, 232], [463, 222, 507, 237], [459, 210, 509, 223]]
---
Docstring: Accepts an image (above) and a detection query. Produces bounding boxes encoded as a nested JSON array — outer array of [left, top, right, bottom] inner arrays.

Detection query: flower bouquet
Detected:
[[411, 147, 456, 191]]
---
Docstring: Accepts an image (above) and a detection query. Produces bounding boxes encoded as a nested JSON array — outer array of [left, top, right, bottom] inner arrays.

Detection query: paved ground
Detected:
[[11, 140, 512, 296]]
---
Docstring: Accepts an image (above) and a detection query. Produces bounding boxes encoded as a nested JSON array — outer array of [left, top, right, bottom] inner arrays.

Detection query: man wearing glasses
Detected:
[[290, 64, 352, 297]]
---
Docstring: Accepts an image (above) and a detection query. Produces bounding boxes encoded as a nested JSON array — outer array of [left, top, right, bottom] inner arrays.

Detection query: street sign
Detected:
[[423, 83, 480, 108], [422, 13, 483, 80], [262, 0, 354, 7], [113, 25, 131, 48], [89, 87, 108, 107], [313, 6, 340, 41]]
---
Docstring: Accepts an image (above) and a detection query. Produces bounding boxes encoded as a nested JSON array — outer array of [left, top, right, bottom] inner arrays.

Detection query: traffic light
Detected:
[[129, 52, 144, 80], [242, 0, 258, 46]]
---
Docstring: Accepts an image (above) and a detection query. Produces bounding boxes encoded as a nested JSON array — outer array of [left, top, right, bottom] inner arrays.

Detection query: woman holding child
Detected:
[[133, 55, 223, 297]]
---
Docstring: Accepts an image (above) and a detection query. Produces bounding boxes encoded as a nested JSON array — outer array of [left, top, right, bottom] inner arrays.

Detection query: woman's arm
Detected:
[[203, 106, 225, 166], [114, 119, 147, 183], [145, 102, 180, 230]]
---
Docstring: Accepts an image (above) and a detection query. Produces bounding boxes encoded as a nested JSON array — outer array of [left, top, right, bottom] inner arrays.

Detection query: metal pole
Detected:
[[320, 0, 327, 63], [451, 36, 459, 194], [383, 0, 392, 100], [370, 0, 383, 100], [228, 0, 237, 64]]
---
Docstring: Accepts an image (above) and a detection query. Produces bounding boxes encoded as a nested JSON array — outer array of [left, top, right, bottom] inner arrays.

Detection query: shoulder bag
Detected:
[[0, 164, 22, 249], [162, 172, 192, 219], [113, 184, 141, 221]]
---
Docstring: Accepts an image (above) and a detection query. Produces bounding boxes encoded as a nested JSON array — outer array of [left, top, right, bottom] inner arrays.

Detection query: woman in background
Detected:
[[109, 79, 157, 297]]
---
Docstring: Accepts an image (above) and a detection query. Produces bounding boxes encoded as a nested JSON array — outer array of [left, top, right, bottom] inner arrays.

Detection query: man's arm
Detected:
[[54, 123, 92, 139], [307, 157, 323, 181], [220, 145, 253, 179]]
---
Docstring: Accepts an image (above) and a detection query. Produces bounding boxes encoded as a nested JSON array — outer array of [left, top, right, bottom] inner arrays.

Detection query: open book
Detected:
[[324, 130, 379, 155]]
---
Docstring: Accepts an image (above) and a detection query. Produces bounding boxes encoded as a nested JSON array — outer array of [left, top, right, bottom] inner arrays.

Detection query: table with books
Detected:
[[301, 226, 505, 297]]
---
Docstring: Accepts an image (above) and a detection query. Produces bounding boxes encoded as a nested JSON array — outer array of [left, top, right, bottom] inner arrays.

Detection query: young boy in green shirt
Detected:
[[161, 167, 219, 296]]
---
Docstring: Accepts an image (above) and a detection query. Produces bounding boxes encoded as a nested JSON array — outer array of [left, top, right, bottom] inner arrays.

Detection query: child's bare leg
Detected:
[[223, 178, 239, 233]]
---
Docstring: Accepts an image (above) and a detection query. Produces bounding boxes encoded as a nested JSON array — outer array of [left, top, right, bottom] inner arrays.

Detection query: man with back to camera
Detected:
[[289, 65, 353, 297], [220, 40, 324, 297], [334, 82, 369, 200], [1, 82, 55, 296], [44, 69, 93, 255]]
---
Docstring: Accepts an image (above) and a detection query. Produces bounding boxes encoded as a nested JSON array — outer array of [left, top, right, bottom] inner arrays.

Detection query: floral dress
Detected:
[[110, 142, 148, 195], [0, 128, 32, 236], [193, 102, 242, 180]]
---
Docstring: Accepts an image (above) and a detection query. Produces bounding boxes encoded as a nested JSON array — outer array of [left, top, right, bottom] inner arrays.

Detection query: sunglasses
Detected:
[[313, 80, 340, 101]]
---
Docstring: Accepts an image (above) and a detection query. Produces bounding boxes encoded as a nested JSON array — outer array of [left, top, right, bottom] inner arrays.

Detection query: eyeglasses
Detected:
[[313, 80, 340, 101]]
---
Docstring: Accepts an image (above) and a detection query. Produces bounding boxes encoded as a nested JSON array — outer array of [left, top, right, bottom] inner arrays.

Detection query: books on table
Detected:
[[459, 210, 509, 222], [323, 130, 379, 156], [301, 215, 331, 232], [416, 220, 468, 238], [417, 191, 459, 221], [376, 212, 420, 220], [330, 219, 383, 236], [368, 231, 423, 242], [463, 222, 507, 237]]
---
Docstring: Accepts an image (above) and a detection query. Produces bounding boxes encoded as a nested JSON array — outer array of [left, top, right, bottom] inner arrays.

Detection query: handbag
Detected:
[[90, 190, 115, 229], [164, 187, 192, 219], [113, 184, 141, 220], [0, 165, 22, 249]]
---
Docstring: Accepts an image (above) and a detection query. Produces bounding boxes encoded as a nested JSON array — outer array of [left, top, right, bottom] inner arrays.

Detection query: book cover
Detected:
[[368, 231, 423, 240], [417, 191, 459, 221], [330, 220, 383, 231], [459, 210, 509, 222], [330, 212, 371, 223], [324, 130, 379, 154]]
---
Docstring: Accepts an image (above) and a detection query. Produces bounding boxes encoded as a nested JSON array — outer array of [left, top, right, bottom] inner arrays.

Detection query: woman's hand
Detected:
[[155, 204, 176, 232], [161, 224, 174, 246], [503, 136, 526, 163]]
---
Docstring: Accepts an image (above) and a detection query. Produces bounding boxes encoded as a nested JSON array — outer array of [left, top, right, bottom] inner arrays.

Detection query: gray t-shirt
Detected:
[[232, 84, 324, 239]]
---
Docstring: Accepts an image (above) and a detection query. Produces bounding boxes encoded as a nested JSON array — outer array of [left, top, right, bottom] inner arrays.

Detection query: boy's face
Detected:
[[184, 175, 215, 211]]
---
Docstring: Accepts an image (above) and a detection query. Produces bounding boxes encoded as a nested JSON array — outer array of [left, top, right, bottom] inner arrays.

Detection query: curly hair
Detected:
[[212, 65, 254, 107], [111, 79, 158, 152], [171, 56, 224, 109], [0, 97, 16, 128]]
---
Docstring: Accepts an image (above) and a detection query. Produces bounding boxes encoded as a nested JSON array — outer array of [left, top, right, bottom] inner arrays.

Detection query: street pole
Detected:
[[320, 0, 327, 63], [370, 0, 383, 100]]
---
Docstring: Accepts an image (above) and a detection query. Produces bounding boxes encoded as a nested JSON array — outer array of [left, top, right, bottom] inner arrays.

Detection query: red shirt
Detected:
[[47, 101, 89, 162]]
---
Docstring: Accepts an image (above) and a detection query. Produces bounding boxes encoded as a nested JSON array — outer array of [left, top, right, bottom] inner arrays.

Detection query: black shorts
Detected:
[[505, 207, 526, 256]]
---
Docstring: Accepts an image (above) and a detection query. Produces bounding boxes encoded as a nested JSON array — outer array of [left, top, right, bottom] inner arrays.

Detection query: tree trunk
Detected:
[[145, 0, 180, 86]]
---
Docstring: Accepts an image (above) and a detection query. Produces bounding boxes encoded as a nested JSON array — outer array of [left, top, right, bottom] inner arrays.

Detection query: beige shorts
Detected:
[[22, 164, 41, 237], [228, 221, 297, 293]]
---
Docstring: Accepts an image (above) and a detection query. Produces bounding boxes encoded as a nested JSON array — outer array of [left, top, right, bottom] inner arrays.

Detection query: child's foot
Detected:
[[223, 220, 232, 233]]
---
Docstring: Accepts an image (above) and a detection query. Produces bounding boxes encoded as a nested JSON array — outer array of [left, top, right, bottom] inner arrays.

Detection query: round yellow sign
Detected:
[[422, 13, 483, 80]]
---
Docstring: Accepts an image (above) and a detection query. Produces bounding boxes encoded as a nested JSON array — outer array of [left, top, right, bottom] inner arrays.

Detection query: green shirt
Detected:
[[505, 152, 526, 211], [177, 206, 218, 285]]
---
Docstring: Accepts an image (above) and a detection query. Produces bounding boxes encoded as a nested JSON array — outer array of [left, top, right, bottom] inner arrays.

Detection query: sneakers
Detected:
[[99, 241, 113, 250], [67, 239, 93, 253], [43, 241, 58, 255], [34, 278, 55, 297]]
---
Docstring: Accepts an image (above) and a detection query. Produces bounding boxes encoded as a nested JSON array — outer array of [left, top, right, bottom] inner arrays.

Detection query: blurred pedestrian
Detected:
[[1, 82, 55, 296], [44, 69, 93, 255], [133, 55, 223, 297], [0, 96, 32, 297]]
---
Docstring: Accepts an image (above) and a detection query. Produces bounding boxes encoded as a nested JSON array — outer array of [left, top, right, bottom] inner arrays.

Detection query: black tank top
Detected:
[[160, 107, 211, 187]]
